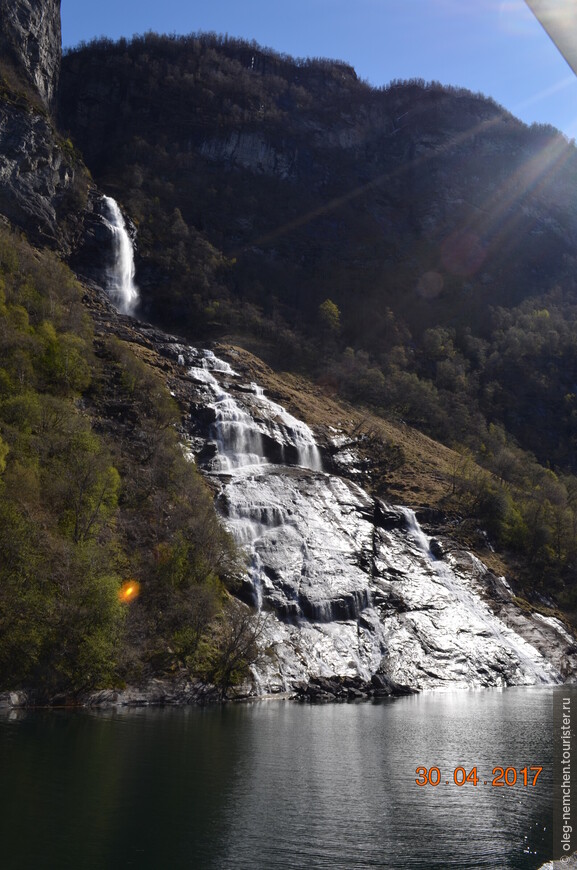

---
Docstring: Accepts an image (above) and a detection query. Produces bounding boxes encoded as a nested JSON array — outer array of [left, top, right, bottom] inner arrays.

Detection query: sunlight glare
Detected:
[[499, 0, 538, 36], [118, 580, 141, 603], [513, 73, 576, 113]]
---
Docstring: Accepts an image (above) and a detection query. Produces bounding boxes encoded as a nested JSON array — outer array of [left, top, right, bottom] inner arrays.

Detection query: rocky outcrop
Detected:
[[0, 0, 90, 249], [200, 132, 297, 178], [291, 673, 415, 702], [0, 100, 81, 245], [0, 0, 61, 108], [0, 691, 28, 709], [0, 681, 222, 710], [84, 679, 221, 708]]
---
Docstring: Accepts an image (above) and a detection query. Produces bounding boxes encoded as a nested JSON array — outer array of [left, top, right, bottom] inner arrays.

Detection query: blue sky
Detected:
[[61, 0, 577, 138]]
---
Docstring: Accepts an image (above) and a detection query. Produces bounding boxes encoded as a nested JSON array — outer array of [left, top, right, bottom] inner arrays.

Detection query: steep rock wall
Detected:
[[0, 0, 61, 108], [0, 102, 75, 245], [0, 1, 93, 251]]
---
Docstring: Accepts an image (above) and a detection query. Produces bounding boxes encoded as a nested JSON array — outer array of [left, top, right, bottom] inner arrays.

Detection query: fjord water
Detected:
[[0, 689, 553, 869]]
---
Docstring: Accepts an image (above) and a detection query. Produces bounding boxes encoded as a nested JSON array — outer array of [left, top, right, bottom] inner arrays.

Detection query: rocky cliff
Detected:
[[0, 0, 91, 250], [0, 103, 83, 247], [56, 33, 577, 487], [0, 0, 61, 108], [1, 9, 577, 698]]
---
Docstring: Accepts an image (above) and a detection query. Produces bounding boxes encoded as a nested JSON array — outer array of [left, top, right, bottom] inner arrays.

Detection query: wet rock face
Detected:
[[162, 342, 576, 694], [69, 192, 115, 276], [86, 317, 577, 697], [0, 0, 61, 108], [70, 192, 140, 307]]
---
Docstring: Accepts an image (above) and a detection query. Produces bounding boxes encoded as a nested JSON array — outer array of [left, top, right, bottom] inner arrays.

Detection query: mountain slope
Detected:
[[56, 32, 577, 600], [1, 7, 577, 700], [60, 34, 577, 338], [58, 35, 577, 473]]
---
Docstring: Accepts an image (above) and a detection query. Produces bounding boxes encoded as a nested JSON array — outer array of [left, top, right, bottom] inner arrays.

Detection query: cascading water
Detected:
[[191, 349, 322, 473], [401, 507, 431, 554], [179, 343, 569, 693], [397, 508, 556, 685], [102, 196, 139, 315]]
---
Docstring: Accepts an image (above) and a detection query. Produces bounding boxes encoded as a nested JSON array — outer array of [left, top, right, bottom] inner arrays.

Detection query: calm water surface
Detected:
[[0, 688, 554, 869]]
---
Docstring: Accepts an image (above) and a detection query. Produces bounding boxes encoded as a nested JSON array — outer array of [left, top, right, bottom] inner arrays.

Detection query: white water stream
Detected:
[[102, 196, 139, 315], [183, 348, 567, 693], [191, 349, 322, 473], [399, 507, 555, 686], [93, 196, 572, 695]]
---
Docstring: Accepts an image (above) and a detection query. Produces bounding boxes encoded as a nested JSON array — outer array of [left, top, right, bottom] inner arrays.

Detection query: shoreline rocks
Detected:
[[290, 673, 416, 702], [0, 673, 417, 711], [0, 691, 28, 709]]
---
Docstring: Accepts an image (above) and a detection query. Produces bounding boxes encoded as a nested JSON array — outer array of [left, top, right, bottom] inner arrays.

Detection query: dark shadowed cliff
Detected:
[[58, 36, 577, 514]]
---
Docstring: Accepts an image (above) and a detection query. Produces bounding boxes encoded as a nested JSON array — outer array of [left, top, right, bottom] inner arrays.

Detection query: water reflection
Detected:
[[0, 689, 554, 869]]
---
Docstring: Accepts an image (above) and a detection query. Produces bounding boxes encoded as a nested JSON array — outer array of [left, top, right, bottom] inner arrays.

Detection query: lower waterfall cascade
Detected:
[[154, 338, 576, 695]]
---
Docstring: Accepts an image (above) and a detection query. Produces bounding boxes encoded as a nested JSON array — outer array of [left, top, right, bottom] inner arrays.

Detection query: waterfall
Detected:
[[399, 506, 431, 554], [212, 395, 267, 471], [258, 394, 323, 472], [398, 508, 555, 685], [102, 196, 139, 315], [178, 342, 567, 693], [190, 349, 323, 472]]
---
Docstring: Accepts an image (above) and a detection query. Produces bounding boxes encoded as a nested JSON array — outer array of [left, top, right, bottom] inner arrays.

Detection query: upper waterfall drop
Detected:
[[102, 196, 139, 315]]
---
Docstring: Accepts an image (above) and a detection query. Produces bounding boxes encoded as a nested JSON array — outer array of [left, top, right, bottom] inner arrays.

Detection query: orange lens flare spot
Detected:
[[118, 580, 141, 603]]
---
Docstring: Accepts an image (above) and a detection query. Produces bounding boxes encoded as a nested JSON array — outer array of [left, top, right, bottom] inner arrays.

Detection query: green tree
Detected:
[[196, 599, 266, 698], [46, 431, 120, 544], [318, 298, 341, 335]]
